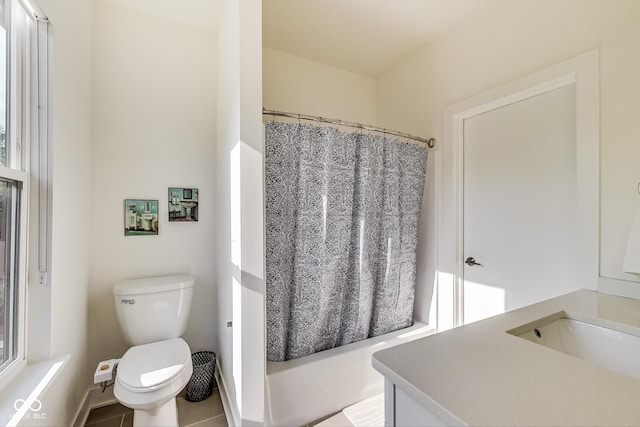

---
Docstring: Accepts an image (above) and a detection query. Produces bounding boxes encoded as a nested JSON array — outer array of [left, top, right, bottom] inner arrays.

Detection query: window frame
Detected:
[[0, 168, 28, 383], [0, 0, 42, 384]]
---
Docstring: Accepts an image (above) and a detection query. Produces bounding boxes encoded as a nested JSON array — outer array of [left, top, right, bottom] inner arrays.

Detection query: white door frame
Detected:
[[437, 50, 600, 330]]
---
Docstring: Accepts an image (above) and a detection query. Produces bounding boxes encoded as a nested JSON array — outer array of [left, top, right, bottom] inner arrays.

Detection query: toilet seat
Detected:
[[117, 338, 191, 392]]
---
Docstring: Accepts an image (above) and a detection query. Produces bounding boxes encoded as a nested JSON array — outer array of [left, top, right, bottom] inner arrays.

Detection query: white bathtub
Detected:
[[265, 322, 433, 426]]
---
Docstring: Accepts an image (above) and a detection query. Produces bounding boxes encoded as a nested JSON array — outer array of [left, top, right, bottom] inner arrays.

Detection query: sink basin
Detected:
[[508, 311, 640, 380]]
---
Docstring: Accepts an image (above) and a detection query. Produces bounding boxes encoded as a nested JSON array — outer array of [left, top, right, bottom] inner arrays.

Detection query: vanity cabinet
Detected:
[[384, 379, 448, 427], [373, 291, 640, 427]]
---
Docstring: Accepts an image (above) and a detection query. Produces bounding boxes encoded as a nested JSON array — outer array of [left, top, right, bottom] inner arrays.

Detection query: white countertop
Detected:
[[372, 290, 640, 426]]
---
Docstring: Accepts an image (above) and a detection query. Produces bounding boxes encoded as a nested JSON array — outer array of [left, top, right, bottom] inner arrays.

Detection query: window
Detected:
[[0, 179, 21, 371], [0, 0, 46, 380]]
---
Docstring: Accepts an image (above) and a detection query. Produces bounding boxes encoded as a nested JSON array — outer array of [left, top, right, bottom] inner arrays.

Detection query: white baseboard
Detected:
[[71, 387, 91, 427], [71, 385, 117, 427], [73, 359, 237, 427]]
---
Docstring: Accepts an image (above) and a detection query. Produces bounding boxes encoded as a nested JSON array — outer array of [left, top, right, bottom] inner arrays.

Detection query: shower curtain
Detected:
[[265, 121, 428, 362]]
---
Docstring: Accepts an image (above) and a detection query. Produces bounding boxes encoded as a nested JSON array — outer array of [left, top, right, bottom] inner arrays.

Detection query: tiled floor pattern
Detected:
[[313, 393, 383, 427], [84, 387, 381, 427], [84, 388, 227, 427]]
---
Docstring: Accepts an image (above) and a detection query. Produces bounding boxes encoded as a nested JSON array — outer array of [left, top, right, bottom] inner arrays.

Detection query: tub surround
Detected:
[[266, 322, 433, 426], [373, 290, 640, 426]]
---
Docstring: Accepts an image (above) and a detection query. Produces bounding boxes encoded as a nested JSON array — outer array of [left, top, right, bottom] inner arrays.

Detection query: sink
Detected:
[[181, 202, 197, 220], [508, 311, 640, 380]]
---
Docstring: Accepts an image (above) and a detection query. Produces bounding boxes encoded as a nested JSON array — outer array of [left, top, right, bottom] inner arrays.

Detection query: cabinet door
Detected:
[[394, 385, 448, 426], [384, 380, 394, 427]]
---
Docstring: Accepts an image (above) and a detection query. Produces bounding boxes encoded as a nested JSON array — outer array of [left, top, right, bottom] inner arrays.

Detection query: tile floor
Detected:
[[313, 394, 382, 427], [84, 388, 227, 427]]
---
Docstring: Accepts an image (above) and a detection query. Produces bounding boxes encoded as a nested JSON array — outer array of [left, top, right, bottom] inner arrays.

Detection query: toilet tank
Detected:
[[113, 275, 195, 345]]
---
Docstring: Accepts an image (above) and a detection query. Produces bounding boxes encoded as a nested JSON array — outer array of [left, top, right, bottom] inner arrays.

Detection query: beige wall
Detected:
[[88, 0, 217, 377], [27, 1, 640, 423], [215, 2, 237, 418], [216, 0, 264, 424], [263, 47, 377, 124], [377, 0, 640, 306], [31, 0, 92, 424]]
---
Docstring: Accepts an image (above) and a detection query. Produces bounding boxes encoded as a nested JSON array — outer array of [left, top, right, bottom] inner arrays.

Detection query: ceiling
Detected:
[[104, 0, 491, 78], [262, 0, 492, 77]]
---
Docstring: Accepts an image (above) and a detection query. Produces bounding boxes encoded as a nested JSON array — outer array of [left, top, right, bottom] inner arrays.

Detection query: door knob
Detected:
[[465, 257, 482, 267]]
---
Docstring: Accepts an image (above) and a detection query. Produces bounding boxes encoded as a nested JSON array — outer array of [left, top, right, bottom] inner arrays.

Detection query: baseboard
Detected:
[[215, 359, 240, 427], [73, 360, 237, 427], [71, 385, 117, 427], [71, 387, 91, 427]]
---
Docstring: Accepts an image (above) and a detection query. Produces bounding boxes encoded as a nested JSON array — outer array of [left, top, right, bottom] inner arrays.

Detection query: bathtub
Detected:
[[265, 322, 433, 426]]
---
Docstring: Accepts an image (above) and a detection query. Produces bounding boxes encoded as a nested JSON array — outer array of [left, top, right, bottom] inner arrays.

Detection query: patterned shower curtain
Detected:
[[265, 121, 428, 362]]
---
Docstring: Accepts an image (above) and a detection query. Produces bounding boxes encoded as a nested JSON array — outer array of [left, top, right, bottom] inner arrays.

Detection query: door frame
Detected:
[[437, 50, 600, 330]]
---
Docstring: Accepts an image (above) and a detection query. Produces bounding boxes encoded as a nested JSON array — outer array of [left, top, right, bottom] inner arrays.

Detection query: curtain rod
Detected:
[[263, 108, 436, 149]]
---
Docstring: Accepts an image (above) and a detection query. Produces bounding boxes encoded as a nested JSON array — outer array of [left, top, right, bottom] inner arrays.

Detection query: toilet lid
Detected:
[[117, 338, 191, 391]]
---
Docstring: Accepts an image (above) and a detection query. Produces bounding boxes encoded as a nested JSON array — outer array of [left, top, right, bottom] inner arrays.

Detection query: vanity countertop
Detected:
[[372, 290, 640, 426]]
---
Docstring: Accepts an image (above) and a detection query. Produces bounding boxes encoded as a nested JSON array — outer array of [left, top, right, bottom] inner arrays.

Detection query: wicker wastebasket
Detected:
[[185, 351, 216, 402]]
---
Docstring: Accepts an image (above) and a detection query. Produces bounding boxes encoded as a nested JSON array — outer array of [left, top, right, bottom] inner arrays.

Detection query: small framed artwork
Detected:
[[124, 199, 159, 236], [168, 187, 199, 222]]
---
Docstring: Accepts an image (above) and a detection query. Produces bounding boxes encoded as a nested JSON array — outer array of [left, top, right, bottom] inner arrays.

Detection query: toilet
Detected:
[[113, 275, 195, 427]]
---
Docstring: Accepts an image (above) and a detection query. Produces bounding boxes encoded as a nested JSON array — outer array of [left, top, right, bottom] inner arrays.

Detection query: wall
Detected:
[[88, 0, 217, 376], [263, 47, 377, 124], [215, 0, 238, 420], [376, 0, 640, 304], [29, 0, 92, 424], [216, 0, 264, 425]]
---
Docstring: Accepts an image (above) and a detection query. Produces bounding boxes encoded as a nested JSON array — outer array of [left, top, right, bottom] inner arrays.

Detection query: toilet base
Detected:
[[133, 397, 178, 427]]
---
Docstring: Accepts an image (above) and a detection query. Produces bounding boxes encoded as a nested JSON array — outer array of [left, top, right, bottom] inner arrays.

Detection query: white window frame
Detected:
[[0, 169, 28, 383], [0, 0, 47, 385]]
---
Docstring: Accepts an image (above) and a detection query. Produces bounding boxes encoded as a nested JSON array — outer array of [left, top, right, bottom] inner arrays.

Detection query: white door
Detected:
[[462, 84, 578, 324]]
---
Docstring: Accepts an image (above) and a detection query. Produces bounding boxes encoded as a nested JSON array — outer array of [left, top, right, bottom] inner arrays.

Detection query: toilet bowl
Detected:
[[112, 275, 195, 427], [115, 338, 193, 425]]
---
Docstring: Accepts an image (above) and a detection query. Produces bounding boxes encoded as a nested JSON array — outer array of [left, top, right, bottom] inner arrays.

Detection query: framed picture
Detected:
[[168, 187, 199, 222], [124, 199, 159, 236]]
